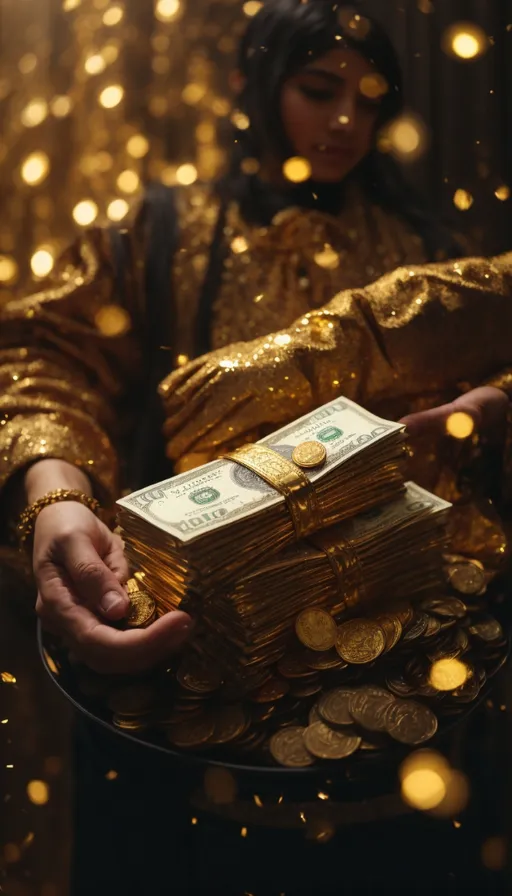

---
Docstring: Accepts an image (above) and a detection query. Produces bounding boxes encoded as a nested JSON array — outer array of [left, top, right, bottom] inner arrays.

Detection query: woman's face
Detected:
[[280, 47, 384, 183]]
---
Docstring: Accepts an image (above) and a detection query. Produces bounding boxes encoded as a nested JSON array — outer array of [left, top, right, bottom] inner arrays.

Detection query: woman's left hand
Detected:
[[400, 386, 509, 445]]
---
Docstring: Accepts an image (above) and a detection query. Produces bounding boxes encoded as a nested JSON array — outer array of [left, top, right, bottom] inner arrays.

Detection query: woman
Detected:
[[0, 1, 511, 893]]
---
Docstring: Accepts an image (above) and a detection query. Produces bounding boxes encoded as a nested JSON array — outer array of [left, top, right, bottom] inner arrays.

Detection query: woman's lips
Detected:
[[313, 144, 354, 158]]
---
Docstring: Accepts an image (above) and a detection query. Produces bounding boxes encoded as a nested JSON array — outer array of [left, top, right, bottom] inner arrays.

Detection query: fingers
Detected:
[[401, 387, 508, 444], [61, 604, 192, 674], [60, 532, 130, 621], [103, 532, 130, 584], [400, 404, 457, 440]]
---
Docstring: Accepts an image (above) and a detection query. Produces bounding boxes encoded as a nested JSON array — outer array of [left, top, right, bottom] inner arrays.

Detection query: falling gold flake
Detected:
[[243, 0, 262, 16], [338, 114, 350, 125], [495, 185, 510, 201], [95, 305, 131, 337], [231, 236, 249, 254], [231, 110, 250, 130], [240, 826, 248, 837], [446, 411, 474, 438], [191, 816, 198, 825], [338, 9, 371, 39], [317, 791, 329, 800], [27, 780, 50, 805], [314, 244, 340, 270], [453, 189, 474, 211], [283, 156, 312, 183], [1, 672, 16, 684]]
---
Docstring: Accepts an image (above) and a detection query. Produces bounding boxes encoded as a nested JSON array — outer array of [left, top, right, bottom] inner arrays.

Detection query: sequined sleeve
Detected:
[[0, 209, 146, 514], [161, 252, 512, 466]]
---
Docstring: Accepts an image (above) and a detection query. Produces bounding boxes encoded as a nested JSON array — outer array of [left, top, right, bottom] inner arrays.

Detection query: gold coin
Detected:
[[303, 722, 361, 760], [177, 657, 222, 693], [347, 686, 395, 733], [295, 608, 337, 652], [447, 561, 485, 595], [469, 617, 503, 642], [376, 614, 403, 652], [384, 700, 438, 745], [278, 653, 315, 678], [335, 619, 386, 664], [304, 649, 347, 671], [209, 705, 248, 744], [112, 714, 148, 731], [125, 591, 157, 628], [291, 440, 327, 470], [269, 726, 315, 767], [250, 676, 290, 703], [167, 713, 215, 748], [107, 684, 156, 717], [318, 687, 356, 727]]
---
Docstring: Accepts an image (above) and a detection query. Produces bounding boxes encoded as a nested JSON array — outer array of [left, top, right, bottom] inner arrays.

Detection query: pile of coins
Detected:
[[71, 557, 507, 767]]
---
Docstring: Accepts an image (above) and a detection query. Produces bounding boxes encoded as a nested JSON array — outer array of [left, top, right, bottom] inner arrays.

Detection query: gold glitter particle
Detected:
[[243, 0, 262, 15], [283, 156, 312, 183], [385, 115, 426, 161], [241, 826, 248, 837], [446, 411, 474, 438], [27, 779, 50, 805], [338, 115, 350, 125], [231, 236, 249, 254], [1, 672, 16, 684], [453, 189, 474, 211], [359, 73, 388, 99], [314, 244, 340, 270], [231, 110, 250, 130], [495, 185, 510, 201], [191, 816, 198, 825], [317, 791, 329, 800], [105, 769, 118, 780]]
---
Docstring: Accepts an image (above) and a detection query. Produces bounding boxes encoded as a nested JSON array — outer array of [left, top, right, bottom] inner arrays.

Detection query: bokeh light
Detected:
[[359, 73, 389, 100], [314, 245, 340, 270], [481, 837, 507, 871], [21, 152, 50, 186], [401, 768, 447, 810], [453, 189, 474, 211], [99, 85, 124, 109], [21, 99, 49, 128], [84, 54, 107, 75], [0, 256, 19, 285], [31, 248, 54, 278], [94, 305, 131, 337], [107, 199, 129, 221], [155, 0, 181, 22], [176, 163, 198, 185], [495, 185, 510, 201], [103, 5, 124, 26], [283, 156, 312, 183], [243, 0, 262, 16], [383, 114, 427, 162], [429, 657, 470, 691], [446, 411, 475, 438], [27, 779, 50, 805], [127, 135, 150, 158], [443, 23, 488, 60], [72, 200, 99, 226], [117, 170, 140, 194], [51, 95, 73, 117]]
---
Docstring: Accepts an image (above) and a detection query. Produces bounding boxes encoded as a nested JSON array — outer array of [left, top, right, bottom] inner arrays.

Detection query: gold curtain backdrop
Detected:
[[0, 1, 511, 895]]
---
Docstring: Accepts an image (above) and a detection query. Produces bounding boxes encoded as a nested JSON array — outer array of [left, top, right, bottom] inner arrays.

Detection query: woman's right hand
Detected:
[[33, 501, 192, 674]]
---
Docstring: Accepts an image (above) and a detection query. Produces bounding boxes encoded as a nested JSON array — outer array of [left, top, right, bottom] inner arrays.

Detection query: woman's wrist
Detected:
[[24, 458, 93, 505]]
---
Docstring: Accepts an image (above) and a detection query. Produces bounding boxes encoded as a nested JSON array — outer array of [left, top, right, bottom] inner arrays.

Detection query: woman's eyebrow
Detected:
[[298, 67, 346, 85]]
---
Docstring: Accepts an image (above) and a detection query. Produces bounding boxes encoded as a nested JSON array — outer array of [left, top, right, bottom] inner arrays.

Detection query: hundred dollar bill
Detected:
[[117, 397, 404, 543]]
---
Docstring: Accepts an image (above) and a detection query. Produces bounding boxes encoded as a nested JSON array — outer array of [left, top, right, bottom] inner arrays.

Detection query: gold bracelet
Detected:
[[16, 489, 102, 549]]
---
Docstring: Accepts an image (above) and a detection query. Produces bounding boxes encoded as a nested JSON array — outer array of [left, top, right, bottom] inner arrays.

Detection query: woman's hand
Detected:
[[400, 386, 509, 444], [33, 501, 192, 674]]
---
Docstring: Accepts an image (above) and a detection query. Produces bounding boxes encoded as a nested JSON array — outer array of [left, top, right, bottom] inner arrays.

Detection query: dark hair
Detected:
[[223, 0, 463, 261]]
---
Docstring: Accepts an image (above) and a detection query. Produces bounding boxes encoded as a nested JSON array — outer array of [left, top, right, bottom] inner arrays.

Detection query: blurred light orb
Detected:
[[155, 0, 180, 22], [21, 99, 49, 128], [385, 115, 426, 161], [103, 5, 124, 25], [231, 110, 250, 130], [444, 23, 488, 60], [63, 0, 81, 9], [21, 152, 50, 186], [430, 657, 469, 691], [31, 249, 54, 278], [196, 121, 215, 143], [176, 164, 198, 185], [446, 411, 474, 438], [127, 135, 150, 158], [453, 189, 474, 211], [51, 95, 72, 118], [95, 305, 131, 337], [19, 53, 38, 75], [99, 85, 124, 109], [231, 236, 249, 254], [0, 256, 18, 284], [241, 157, 260, 175], [73, 200, 99, 227], [314, 244, 340, 270], [107, 199, 129, 222], [481, 837, 507, 871], [102, 44, 120, 64], [243, 0, 263, 16], [359, 73, 389, 99], [85, 54, 106, 75], [495, 185, 510, 201], [117, 170, 140, 194], [182, 83, 207, 105], [283, 156, 312, 183], [401, 768, 447, 811], [27, 780, 50, 805]]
